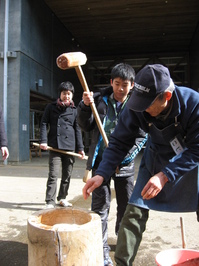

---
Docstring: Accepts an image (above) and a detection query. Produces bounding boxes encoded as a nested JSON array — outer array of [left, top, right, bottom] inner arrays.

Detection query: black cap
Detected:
[[127, 64, 171, 112]]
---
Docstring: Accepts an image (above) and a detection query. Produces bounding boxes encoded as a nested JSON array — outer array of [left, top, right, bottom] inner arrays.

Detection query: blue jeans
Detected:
[[45, 150, 74, 204]]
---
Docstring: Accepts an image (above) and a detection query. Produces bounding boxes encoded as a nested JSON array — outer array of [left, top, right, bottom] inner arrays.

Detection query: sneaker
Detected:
[[45, 203, 55, 209], [57, 199, 72, 207], [104, 256, 113, 266]]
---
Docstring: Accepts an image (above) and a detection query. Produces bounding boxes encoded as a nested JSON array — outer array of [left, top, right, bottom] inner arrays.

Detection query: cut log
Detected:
[[27, 207, 103, 266]]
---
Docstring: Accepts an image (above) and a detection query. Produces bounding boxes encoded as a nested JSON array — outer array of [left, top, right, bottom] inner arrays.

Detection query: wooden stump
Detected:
[[27, 207, 103, 266]]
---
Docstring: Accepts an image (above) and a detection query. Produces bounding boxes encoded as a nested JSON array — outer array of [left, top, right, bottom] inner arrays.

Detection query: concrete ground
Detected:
[[0, 150, 199, 266]]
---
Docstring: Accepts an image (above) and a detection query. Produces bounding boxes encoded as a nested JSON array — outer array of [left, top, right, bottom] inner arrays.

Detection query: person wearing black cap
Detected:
[[82, 64, 199, 265], [40, 81, 85, 209]]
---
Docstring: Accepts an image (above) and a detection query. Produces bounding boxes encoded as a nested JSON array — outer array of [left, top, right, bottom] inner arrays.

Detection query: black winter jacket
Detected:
[[77, 86, 147, 175], [40, 101, 84, 152]]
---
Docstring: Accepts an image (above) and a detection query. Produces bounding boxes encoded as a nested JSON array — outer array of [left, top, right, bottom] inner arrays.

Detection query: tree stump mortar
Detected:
[[27, 207, 103, 266]]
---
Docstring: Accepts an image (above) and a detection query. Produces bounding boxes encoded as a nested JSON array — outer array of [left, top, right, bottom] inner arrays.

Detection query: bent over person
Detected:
[[77, 63, 147, 266], [40, 81, 85, 209], [83, 64, 199, 266]]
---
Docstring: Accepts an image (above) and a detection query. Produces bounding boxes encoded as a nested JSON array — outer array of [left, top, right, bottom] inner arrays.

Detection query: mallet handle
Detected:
[[32, 142, 88, 160], [180, 216, 186, 249], [75, 66, 109, 147]]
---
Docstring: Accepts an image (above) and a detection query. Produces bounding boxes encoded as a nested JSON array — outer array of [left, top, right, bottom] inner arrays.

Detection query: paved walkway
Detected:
[[0, 151, 199, 266]]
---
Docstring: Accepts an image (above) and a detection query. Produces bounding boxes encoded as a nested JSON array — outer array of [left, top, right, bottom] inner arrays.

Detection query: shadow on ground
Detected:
[[0, 241, 28, 266]]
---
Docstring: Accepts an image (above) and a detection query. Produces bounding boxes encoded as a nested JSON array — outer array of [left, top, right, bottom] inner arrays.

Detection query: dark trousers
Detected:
[[91, 168, 134, 257], [45, 150, 74, 204], [115, 204, 149, 265]]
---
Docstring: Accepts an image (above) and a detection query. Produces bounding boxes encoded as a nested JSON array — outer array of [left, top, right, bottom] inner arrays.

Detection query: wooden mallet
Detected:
[[56, 52, 109, 182], [33, 142, 88, 160]]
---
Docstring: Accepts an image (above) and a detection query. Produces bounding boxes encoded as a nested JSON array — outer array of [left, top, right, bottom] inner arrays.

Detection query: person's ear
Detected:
[[165, 91, 172, 101], [110, 79, 113, 86], [131, 81, 134, 89]]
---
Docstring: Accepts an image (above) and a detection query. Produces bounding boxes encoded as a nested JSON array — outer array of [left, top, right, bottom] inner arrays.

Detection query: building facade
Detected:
[[0, 0, 199, 162]]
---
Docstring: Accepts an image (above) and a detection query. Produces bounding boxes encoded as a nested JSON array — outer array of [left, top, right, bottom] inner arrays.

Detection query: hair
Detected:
[[151, 79, 175, 105], [156, 92, 164, 101], [165, 78, 175, 93], [58, 81, 74, 96], [111, 63, 135, 84], [157, 78, 175, 100]]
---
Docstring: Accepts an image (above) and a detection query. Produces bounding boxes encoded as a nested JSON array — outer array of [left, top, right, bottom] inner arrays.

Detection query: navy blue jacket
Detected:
[[95, 86, 199, 212], [96, 86, 199, 182]]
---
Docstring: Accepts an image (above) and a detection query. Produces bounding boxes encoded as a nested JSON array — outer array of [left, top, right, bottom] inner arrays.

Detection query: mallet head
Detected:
[[56, 52, 87, 70]]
